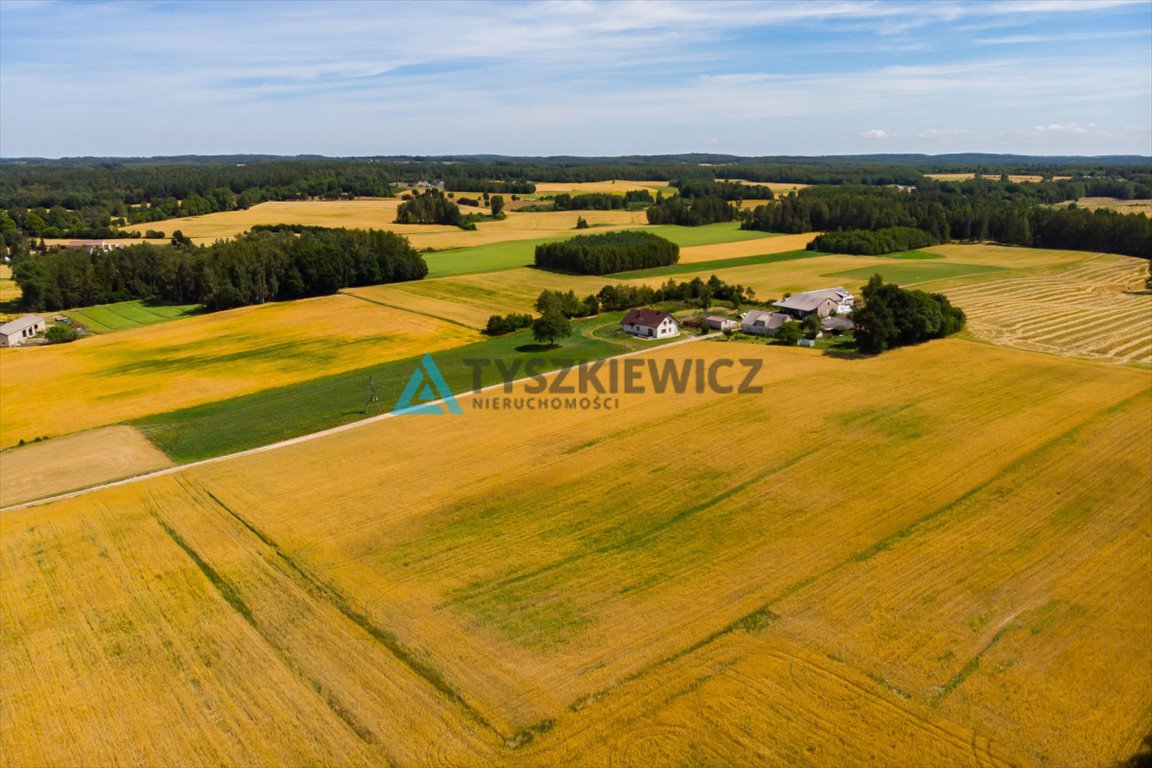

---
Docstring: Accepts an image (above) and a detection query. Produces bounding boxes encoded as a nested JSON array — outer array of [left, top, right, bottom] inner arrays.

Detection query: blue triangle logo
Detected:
[[392, 354, 463, 415]]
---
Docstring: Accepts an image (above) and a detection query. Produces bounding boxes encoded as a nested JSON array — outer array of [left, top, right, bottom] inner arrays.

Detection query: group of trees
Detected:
[[645, 193, 738, 226], [852, 274, 966, 353], [12, 226, 427, 312], [483, 274, 752, 337], [673, 179, 775, 201], [394, 188, 464, 227], [534, 230, 679, 274], [808, 226, 939, 255], [442, 178, 535, 194], [741, 181, 1152, 259]]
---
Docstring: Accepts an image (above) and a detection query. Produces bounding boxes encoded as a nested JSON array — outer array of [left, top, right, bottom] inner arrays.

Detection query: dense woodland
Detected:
[[742, 180, 1152, 259], [3, 154, 1145, 244], [645, 194, 738, 226], [12, 226, 427, 312], [808, 226, 939, 255], [393, 188, 464, 227], [852, 275, 967, 353], [534, 231, 679, 274]]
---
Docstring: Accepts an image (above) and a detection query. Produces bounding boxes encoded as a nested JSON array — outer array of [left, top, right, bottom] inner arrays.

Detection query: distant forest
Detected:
[[2, 153, 1147, 247], [741, 180, 1152, 259], [11, 226, 427, 312]]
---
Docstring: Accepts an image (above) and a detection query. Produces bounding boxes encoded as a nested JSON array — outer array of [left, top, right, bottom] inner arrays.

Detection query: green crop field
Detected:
[[135, 312, 692, 462], [63, 300, 201, 333], [824, 261, 1005, 285], [424, 222, 778, 278]]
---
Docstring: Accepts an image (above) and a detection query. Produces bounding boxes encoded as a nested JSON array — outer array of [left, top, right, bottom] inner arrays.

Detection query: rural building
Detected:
[[740, 309, 792, 336], [774, 287, 854, 319], [66, 240, 123, 253], [821, 316, 855, 335], [704, 315, 739, 332], [0, 315, 45, 347], [621, 309, 680, 339]]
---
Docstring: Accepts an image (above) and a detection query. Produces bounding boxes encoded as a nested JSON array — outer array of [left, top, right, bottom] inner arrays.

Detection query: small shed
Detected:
[[704, 315, 739, 332], [0, 315, 46, 347]]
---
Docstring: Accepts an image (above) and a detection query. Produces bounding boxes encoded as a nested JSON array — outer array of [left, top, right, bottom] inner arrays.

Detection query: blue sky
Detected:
[[1, 0, 1149, 158]]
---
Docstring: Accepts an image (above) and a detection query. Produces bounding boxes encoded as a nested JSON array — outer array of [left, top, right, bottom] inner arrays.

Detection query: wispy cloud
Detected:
[[0, 0, 1148, 156]]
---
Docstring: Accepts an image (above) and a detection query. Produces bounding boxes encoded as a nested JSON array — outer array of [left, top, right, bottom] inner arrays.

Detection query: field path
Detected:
[[0, 333, 716, 513]]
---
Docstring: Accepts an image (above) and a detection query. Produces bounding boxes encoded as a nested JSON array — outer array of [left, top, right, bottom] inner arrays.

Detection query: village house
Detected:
[[0, 314, 45, 347], [740, 309, 792, 336], [704, 315, 739, 332], [774, 287, 854, 319], [66, 240, 124, 253], [621, 308, 679, 339]]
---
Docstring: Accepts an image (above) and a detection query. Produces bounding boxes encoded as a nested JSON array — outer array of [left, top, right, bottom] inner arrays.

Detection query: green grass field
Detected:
[[135, 312, 690, 462], [424, 222, 777, 278], [613, 249, 820, 279], [824, 261, 1004, 285], [64, 300, 201, 333]]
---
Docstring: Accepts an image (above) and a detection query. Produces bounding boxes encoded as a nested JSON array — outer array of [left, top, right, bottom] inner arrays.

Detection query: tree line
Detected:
[[673, 179, 775, 201], [484, 274, 754, 336], [808, 226, 938, 255], [12, 226, 427, 312], [534, 230, 679, 274], [645, 194, 738, 226], [394, 188, 467, 227], [741, 182, 1152, 259]]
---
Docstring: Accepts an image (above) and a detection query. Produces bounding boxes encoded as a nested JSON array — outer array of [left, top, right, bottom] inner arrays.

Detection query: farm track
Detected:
[[0, 333, 714, 514]]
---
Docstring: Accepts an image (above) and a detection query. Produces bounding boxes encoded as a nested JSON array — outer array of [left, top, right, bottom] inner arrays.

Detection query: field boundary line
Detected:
[[340, 288, 482, 331], [0, 333, 715, 513]]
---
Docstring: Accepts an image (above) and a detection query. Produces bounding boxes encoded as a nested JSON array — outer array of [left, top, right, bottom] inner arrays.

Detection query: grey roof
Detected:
[[743, 310, 790, 329], [0, 315, 44, 335], [774, 291, 842, 312], [821, 316, 855, 332]]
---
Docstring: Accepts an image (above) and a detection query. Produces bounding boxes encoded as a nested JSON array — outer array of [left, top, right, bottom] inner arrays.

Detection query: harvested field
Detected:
[[677, 232, 817, 263], [530, 180, 671, 195], [345, 269, 608, 330], [4, 340, 1148, 766], [0, 294, 476, 447], [0, 426, 171, 507], [939, 254, 1152, 365], [1052, 197, 1152, 216]]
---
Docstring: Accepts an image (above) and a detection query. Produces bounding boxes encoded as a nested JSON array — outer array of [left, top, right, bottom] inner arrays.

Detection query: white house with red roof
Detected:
[[621, 308, 679, 339]]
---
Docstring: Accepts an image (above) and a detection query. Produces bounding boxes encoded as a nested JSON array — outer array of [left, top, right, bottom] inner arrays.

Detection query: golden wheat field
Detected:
[[344, 269, 610, 330], [0, 426, 171, 507], [121, 199, 649, 250], [0, 294, 476, 448], [1053, 197, 1152, 216], [677, 231, 818, 263], [3, 340, 1148, 766], [530, 180, 671, 195]]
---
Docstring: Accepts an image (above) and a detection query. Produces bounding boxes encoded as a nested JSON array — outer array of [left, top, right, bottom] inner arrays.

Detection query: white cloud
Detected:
[[861, 129, 889, 139]]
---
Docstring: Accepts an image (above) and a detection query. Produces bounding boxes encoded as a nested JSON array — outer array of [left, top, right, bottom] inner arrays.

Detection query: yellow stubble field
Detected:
[[919, 247, 1152, 366], [0, 426, 171, 507], [344, 269, 609, 330], [121, 199, 649, 250], [3, 339, 1148, 766], [0, 294, 476, 447]]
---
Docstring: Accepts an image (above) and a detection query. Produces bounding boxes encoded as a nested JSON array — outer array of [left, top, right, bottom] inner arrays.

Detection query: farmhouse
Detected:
[[66, 240, 123, 253], [774, 287, 854, 319], [741, 309, 792, 336], [621, 309, 679, 339], [0, 315, 45, 347], [704, 315, 739, 332]]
